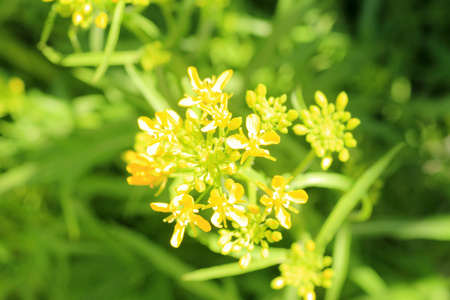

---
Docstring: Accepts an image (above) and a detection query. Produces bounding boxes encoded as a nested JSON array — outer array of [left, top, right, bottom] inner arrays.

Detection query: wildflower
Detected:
[[256, 175, 308, 229], [226, 114, 280, 164], [199, 93, 234, 132], [271, 241, 333, 300], [137, 109, 183, 155], [203, 179, 248, 228], [150, 194, 211, 248], [218, 204, 283, 269], [179, 67, 233, 107], [246, 84, 298, 134], [293, 91, 360, 170]]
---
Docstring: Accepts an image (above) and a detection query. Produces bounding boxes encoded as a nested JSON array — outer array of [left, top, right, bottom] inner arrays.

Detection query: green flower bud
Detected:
[[314, 91, 328, 108], [336, 91, 348, 110], [246, 90, 257, 108], [346, 118, 361, 130]]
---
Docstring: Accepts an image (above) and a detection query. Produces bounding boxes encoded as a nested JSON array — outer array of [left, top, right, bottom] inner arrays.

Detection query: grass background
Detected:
[[0, 0, 449, 299]]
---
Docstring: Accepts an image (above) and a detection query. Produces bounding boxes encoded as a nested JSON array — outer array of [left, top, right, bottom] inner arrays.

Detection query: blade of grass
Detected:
[[290, 172, 353, 191], [315, 143, 403, 250], [61, 50, 143, 67], [351, 215, 450, 240], [325, 224, 352, 300], [109, 224, 233, 300], [92, 0, 125, 83], [124, 63, 171, 111]]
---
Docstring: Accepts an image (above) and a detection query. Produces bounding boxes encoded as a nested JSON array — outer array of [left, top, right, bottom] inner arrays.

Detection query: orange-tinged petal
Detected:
[[212, 69, 233, 92], [170, 223, 185, 248], [276, 206, 291, 229], [260, 131, 281, 145], [150, 202, 171, 212], [226, 135, 248, 149], [286, 190, 308, 204], [188, 67, 202, 90], [271, 175, 285, 189], [193, 215, 212, 232], [246, 114, 260, 137]]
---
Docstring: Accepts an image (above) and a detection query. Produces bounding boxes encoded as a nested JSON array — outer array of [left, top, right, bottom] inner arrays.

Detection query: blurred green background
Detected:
[[0, 0, 449, 299]]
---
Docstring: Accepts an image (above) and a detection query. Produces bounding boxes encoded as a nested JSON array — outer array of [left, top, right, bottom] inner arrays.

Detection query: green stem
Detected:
[[38, 4, 57, 50], [291, 149, 315, 177], [92, 0, 126, 83], [247, 181, 257, 205]]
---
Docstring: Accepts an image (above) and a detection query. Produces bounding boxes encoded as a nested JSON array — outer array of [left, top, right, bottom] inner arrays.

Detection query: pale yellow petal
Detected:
[[228, 209, 248, 227], [178, 96, 202, 107], [188, 66, 202, 90], [286, 189, 308, 204], [226, 135, 248, 149], [246, 114, 260, 137], [212, 69, 233, 92], [276, 206, 291, 229], [150, 202, 170, 212]]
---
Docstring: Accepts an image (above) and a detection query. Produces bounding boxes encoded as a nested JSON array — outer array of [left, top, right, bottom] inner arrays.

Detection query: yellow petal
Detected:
[[228, 209, 248, 227], [138, 116, 154, 132], [246, 114, 260, 137], [276, 206, 291, 229], [211, 212, 223, 228], [256, 182, 273, 197], [271, 175, 285, 189], [193, 215, 212, 232], [187, 67, 202, 90], [226, 135, 248, 149], [150, 202, 171, 212], [212, 69, 233, 92], [259, 194, 272, 206], [286, 189, 308, 204], [170, 223, 185, 248], [201, 121, 217, 132], [260, 131, 280, 145]]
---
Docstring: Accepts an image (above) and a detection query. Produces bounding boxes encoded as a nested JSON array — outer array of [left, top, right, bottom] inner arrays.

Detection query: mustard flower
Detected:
[[226, 114, 281, 164], [137, 109, 183, 155], [179, 66, 233, 107], [203, 179, 248, 228], [125, 151, 173, 195], [271, 241, 333, 300], [293, 91, 360, 170], [199, 93, 234, 132], [256, 175, 308, 229], [150, 194, 211, 248]]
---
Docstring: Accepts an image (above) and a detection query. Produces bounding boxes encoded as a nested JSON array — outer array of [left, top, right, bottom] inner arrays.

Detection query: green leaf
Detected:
[[290, 172, 353, 191], [352, 215, 450, 240], [315, 143, 403, 249]]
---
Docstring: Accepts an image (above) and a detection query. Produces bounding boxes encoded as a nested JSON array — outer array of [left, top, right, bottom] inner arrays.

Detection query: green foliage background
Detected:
[[0, 0, 449, 299]]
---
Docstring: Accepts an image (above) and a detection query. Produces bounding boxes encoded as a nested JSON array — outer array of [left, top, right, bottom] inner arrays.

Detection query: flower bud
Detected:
[[246, 90, 257, 108], [239, 253, 252, 269], [314, 91, 328, 108], [95, 12, 108, 29], [336, 91, 348, 110], [346, 118, 361, 130]]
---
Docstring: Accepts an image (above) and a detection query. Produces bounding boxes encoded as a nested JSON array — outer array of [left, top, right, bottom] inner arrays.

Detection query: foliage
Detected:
[[0, 0, 449, 299]]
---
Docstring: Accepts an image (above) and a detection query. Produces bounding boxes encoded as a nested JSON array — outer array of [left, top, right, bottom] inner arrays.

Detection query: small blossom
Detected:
[[293, 91, 360, 170], [179, 66, 233, 107], [203, 179, 248, 228], [256, 175, 308, 229], [199, 93, 234, 132], [150, 194, 211, 248], [226, 114, 280, 164]]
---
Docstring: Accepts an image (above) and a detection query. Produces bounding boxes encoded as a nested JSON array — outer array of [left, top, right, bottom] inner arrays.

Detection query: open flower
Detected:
[[199, 93, 234, 132], [150, 194, 211, 248], [179, 66, 233, 107], [203, 179, 248, 228], [138, 109, 183, 155], [257, 175, 308, 229], [226, 114, 280, 164]]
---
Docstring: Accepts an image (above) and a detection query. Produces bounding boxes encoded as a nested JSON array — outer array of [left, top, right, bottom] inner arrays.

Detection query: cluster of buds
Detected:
[[293, 91, 360, 170], [217, 204, 283, 269], [246, 84, 298, 134], [125, 67, 309, 267], [42, 0, 149, 29], [271, 241, 334, 300]]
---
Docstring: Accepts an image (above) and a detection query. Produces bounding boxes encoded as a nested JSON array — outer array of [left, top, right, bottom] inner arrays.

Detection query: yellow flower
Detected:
[[150, 194, 211, 248], [203, 179, 248, 228], [257, 175, 308, 229], [137, 109, 183, 155], [125, 151, 177, 195], [199, 93, 234, 132], [179, 67, 233, 107], [226, 114, 280, 164]]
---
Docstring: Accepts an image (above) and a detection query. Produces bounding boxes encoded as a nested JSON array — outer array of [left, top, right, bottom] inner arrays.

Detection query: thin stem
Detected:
[[291, 149, 315, 177], [247, 181, 257, 205], [38, 4, 57, 50]]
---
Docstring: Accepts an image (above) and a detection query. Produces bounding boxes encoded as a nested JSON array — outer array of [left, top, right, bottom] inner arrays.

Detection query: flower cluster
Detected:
[[271, 241, 334, 300], [125, 67, 295, 263], [246, 84, 298, 134], [293, 91, 360, 170], [42, 0, 149, 29]]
